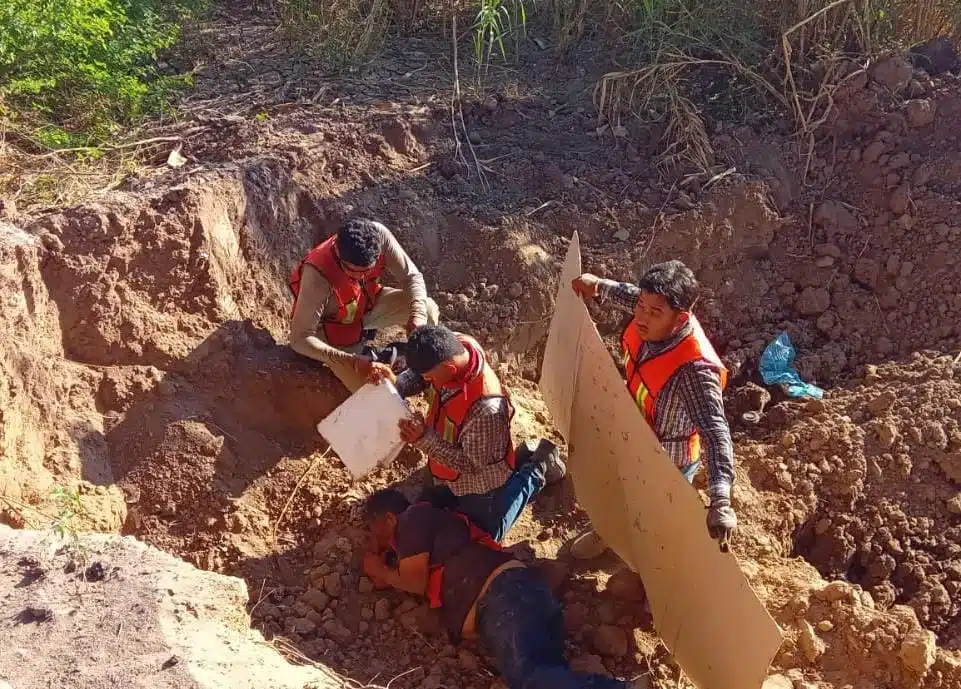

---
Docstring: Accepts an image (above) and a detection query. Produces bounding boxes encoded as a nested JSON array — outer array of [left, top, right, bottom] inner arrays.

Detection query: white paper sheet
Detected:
[[316, 381, 410, 479]]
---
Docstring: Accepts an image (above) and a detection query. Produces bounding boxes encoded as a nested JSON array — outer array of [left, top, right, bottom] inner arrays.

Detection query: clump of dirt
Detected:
[[0, 525, 344, 689], [738, 353, 961, 648]]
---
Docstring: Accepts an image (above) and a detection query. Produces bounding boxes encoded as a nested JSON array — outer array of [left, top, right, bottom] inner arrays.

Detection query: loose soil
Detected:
[[2, 8, 961, 689]]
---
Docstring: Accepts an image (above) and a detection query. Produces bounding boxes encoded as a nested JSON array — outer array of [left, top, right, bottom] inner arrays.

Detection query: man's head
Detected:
[[362, 488, 411, 550], [405, 325, 467, 386], [633, 260, 700, 341], [335, 218, 385, 278]]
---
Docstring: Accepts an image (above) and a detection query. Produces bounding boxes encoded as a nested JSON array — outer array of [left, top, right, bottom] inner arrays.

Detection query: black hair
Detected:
[[363, 489, 411, 523], [337, 218, 385, 268], [405, 325, 466, 375], [636, 260, 700, 311]]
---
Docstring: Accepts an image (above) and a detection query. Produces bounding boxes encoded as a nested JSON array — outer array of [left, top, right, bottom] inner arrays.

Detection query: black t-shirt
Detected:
[[394, 504, 514, 639]]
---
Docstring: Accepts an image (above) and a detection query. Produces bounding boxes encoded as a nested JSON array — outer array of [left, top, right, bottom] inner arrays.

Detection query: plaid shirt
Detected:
[[598, 279, 735, 503], [396, 364, 513, 498]]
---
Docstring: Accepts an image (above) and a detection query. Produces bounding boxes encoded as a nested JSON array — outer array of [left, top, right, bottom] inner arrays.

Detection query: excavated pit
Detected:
[[4, 58, 961, 687]]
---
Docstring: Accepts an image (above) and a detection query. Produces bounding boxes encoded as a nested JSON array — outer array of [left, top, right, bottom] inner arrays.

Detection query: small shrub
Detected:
[[0, 0, 207, 140]]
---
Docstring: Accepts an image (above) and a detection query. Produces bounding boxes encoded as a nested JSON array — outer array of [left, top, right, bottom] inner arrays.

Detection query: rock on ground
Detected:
[[0, 527, 342, 689]]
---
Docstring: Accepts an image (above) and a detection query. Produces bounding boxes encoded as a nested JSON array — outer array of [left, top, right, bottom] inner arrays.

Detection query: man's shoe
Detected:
[[533, 439, 567, 485], [539, 452, 567, 485], [519, 438, 567, 485], [569, 528, 609, 560]]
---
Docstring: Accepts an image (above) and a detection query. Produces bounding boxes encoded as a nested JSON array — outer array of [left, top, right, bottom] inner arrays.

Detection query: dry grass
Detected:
[[1, 131, 143, 210], [0, 117, 210, 211], [591, 0, 959, 180], [274, 0, 396, 64]]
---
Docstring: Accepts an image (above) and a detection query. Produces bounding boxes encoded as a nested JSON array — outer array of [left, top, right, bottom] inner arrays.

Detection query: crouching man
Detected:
[[361, 489, 650, 689], [289, 217, 440, 392], [368, 324, 566, 542]]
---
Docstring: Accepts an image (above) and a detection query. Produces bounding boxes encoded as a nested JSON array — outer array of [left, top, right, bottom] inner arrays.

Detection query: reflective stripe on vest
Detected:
[[620, 313, 728, 462], [288, 235, 387, 347], [424, 335, 516, 482]]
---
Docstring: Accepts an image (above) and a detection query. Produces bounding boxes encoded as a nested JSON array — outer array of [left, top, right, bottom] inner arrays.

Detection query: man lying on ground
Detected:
[[289, 217, 440, 392], [368, 324, 566, 542], [360, 489, 651, 689]]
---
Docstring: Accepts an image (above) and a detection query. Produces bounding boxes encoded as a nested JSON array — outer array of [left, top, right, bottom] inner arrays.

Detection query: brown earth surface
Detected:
[[2, 9, 961, 689]]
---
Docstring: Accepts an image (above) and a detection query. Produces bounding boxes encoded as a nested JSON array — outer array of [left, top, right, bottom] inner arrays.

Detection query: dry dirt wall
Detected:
[[0, 525, 343, 689]]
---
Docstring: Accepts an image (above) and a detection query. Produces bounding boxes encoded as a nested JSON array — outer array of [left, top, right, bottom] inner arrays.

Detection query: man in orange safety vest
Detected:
[[369, 325, 566, 542], [568, 260, 737, 557], [289, 218, 439, 392]]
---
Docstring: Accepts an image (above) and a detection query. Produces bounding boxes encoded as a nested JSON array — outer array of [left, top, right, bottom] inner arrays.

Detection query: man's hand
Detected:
[[572, 273, 601, 301], [707, 499, 737, 552], [368, 362, 397, 386], [351, 354, 373, 376], [398, 412, 426, 444]]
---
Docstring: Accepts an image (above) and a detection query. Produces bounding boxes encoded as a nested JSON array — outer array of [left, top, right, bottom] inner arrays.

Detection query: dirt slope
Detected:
[[0, 525, 342, 689]]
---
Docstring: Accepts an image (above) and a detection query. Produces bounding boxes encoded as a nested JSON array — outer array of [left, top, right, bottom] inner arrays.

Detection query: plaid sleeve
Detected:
[[597, 279, 640, 314], [413, 398, 510, 481], [673, 363, 736, 503]]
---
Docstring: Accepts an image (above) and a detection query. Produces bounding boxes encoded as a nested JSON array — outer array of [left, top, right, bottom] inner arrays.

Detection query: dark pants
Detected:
[[421, 460, 546, 542], [477, 568, 628, 689]]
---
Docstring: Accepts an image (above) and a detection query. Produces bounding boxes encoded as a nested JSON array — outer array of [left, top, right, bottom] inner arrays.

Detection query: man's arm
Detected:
[[372, 553, 430, 595], [412, 398, 510, 474], [596, 278, 641, 314], [289, 265, 356, 366], [378, 224, 429, 326], [674, 363, 736, 503]]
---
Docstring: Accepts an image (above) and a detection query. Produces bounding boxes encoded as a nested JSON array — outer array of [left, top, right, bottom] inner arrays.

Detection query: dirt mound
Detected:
[[738, 353, 961, 647], [0, 223, 126, 532], [0, 525, 343, 689]]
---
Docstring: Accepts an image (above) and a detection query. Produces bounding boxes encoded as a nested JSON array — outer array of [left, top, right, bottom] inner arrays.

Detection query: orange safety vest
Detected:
[[620, 313, 728, 462], [423, 335, 516, 482], [289, 235, 387, 347]]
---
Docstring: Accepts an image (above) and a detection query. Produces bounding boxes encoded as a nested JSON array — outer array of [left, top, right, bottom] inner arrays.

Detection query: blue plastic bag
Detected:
[[759, 332, 824, 399]]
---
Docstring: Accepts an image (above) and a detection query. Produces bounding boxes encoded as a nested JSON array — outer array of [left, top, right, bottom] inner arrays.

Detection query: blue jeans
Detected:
[[477, 568, 628, 689], [456, 460, 546, 542]]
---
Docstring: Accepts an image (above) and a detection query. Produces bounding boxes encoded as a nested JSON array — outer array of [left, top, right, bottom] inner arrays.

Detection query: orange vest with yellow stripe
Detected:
[[620, 314, 728, 462], [424, 335, 516, 482], [289, 235, 386, 347]]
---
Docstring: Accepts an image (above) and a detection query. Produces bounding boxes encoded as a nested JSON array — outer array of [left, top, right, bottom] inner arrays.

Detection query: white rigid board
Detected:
[[316, 380, 410, 479], [539, 231, 583, 440]]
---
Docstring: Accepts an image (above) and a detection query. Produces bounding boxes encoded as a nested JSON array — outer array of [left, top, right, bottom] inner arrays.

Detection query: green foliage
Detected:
[[0, 0, 207, 140], [50, 487, 84, 540], [473, 0, 527, 68]]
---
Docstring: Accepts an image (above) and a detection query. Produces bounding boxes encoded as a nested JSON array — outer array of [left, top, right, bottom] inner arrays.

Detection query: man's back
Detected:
[[394, 504, 514, 638]]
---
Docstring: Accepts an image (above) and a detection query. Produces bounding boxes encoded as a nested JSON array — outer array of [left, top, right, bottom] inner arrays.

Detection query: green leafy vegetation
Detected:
[[0, 0, 207, 142], [50, 486, 85, 541]]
